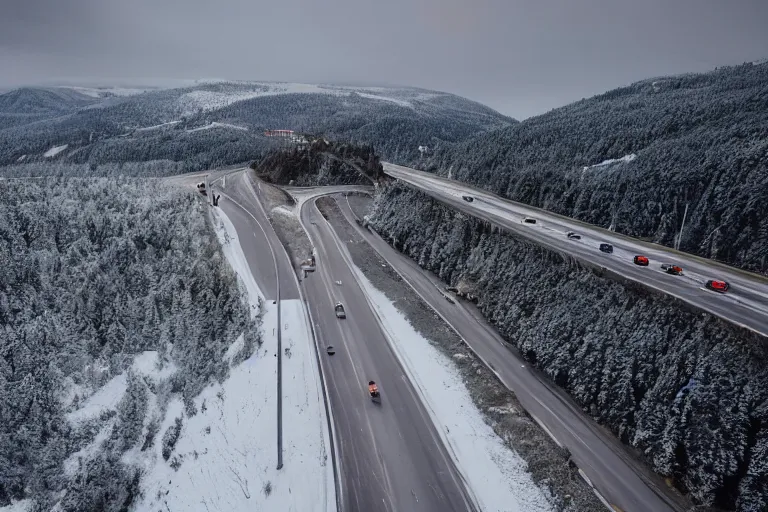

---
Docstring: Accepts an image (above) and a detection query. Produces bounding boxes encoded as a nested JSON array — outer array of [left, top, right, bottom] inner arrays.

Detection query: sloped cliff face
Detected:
[[252, 140, 381, 186], [368, 183, 768, 510]]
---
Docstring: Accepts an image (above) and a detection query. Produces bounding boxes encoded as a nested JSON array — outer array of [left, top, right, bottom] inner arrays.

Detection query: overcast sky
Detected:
[[1, 0, 766, 118]]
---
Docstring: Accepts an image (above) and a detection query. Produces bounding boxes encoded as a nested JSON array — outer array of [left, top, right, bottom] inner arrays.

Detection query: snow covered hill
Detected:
[[0, 81, 514, 171]]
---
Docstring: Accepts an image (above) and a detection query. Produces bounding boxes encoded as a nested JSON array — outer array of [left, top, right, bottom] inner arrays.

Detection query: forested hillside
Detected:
[[0, 178, 259, 509], [253, 139, 382, 186], [0, 82, 513, 175], [369, 183, 768, 511], [423, 62, 768, 274]]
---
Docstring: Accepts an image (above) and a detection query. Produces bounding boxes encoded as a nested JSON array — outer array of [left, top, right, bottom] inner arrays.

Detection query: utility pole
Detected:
[[677, 202, 689, 250]]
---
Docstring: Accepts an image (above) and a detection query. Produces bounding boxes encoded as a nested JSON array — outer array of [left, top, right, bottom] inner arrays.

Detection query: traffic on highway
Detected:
[[383, 163, 768, 337], [206, 168, 699, 512]]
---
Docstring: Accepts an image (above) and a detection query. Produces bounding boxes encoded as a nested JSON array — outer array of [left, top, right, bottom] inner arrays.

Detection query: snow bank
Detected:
[[271, 205, 295, 218], [132, 350, 176, 382], [44, 144, 69, 158], [132, 206, 334, 511], [354, 271, 554, 512], [0, 499, 31, 512], [582, 153, 636, 171], [65, 351, 175, 425], [212, 207, 264, 313], [66, 373, 127, 425]]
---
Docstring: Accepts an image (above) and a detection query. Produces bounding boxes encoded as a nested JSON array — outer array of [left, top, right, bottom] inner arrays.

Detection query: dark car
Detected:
[[566, 232, 581, 240], [661, 263, 683, 275], [523, 217, 536, 224], [633, 255, 650, 266], [706, 280, 730, 293], [462, 195, 474, 203], [599, 243, 613, 254]]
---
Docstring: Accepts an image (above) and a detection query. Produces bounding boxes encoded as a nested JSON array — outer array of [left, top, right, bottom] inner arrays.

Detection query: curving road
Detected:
[[383, 163, 768, 337], [299, 197, 477, 512], [202, 169, 475, 512], [333, 193, 686, 512]]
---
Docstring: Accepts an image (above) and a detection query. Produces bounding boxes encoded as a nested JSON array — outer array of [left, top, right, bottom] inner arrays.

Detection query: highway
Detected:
[[214, 170, 300, 299], [332, 194, 685, 512], [200, 169, 475, 512], [299, 197, 477, 512], [383, 163, 768, 338]]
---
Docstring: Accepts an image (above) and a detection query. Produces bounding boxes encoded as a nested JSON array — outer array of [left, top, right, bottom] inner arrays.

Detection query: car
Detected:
[[661, 263, 683, 275], [444, 294, 456, 304], [462, 195, 474, 203], [523, 217, 536, 224], [566, 232, 581, 240], [334, 302, 346, 319], [599, 243, 613, 254], [633, 255, 650, 266], [706, 280, 730, 293], [326, 346, 336, 355]]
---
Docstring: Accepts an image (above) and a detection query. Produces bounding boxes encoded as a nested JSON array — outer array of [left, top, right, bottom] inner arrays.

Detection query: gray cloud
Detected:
[[1, 0, 767, 118]]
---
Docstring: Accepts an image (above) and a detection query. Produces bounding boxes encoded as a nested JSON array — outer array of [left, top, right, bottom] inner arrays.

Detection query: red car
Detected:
[[633, 255, 649, 266], [706, 280, 730, 293], [661, 263, 683, 275]]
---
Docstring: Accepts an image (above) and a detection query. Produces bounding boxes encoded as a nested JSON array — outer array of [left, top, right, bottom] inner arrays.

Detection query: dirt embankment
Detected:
[[245, 171, 312, 271]]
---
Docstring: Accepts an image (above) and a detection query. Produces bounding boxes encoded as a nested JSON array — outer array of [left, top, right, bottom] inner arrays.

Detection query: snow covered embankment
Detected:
[[133, 207, 334, 512], [352, 271, 554, 512]]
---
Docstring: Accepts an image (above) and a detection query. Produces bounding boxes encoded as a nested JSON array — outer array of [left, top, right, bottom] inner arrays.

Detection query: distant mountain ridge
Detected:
[[0, 81, 514, 174], [422, 61, 768, 273]]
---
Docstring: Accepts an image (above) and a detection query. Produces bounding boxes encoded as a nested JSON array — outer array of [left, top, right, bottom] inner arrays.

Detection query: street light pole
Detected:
[[677, 202, 689, 250]]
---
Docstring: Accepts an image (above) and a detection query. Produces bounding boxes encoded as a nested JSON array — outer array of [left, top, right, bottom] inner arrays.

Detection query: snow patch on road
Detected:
[[355, 271, 554, 512], [44, 144, 68, 157], [582, 153, 636, 171]]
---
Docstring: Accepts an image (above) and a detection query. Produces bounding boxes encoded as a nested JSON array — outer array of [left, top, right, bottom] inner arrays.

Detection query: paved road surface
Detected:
[[212, 170, 300, 300], [300, 199, 477, 512], [335, 194, 686, 512], [383, 163, 768, 337]]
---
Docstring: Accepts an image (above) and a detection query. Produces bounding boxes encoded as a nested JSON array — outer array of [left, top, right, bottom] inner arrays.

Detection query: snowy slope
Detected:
[[60, 86, 151, 98], [175, 82, 461, 115], [131, 206, 334, 511], [44, 144, 68, 157], [582, 153, 637, 171]]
